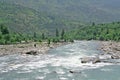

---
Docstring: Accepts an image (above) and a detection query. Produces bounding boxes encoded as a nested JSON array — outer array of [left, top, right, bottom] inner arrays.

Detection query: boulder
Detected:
[[81, 56, 101, 64], [113, 47, 120, 51], [81, 57, 93, 63], [99, 54, 112, 60], [92, 58, 101, 64], [25, 50, 38, 55], [111, 55, 120, 59]]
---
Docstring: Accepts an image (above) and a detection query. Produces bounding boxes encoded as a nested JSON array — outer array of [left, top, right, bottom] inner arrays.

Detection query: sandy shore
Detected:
[[0, 42, 69, 56]]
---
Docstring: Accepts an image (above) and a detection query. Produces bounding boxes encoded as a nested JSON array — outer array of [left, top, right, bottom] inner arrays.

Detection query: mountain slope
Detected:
[[1, 0, 120, 23], [0, 2, 82, 35], [0, 2, 53, 34]]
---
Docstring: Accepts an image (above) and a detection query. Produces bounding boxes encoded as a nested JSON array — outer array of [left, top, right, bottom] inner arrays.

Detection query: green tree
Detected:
[[42, 33, 45, 40], [92, 22, 95, 26], [61, 29, 65, 39], [0, 24, 9, 35], [47, 39, 51, 46], [56, 28, 59, 37], [4, 34, 10, 41], [33, 32, 37, 38]]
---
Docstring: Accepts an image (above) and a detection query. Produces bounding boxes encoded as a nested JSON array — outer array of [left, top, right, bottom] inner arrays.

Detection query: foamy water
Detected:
[[0, 41, 120, 80]]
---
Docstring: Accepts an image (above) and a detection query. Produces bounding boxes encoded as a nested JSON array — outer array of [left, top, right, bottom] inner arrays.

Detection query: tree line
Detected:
[[0, 24, 73, 45], [65, 22, 120, 41], [1, 21, 119, 45]]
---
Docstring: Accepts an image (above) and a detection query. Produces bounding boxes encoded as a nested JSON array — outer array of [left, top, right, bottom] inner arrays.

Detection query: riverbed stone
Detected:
[[92, 58, 101, 64], [111, 54, 120, 59], [81, 57, 93, 63], [25, 50, 38, 55]]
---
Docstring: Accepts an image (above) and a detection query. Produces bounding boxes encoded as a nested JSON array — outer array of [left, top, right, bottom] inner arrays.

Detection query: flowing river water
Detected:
[[0, 41, 120, 80]]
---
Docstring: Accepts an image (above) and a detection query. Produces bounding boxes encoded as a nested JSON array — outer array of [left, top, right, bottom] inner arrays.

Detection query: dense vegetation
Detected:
[[65, 22, 120, 41], [0, 24, 72, 45], [1, 0, 120, 23], [0, 2, 80, 35], [0, 22, 120, 45], [1, 0, 120, 35], [0, 1, 120, 44], [0, 24, 24, 44], [0, 2, 52, 34]]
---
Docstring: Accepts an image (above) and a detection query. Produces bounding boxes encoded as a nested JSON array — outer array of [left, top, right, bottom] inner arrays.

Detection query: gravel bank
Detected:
[[0, 42, 68, 56], [100, 41, 120, 55]]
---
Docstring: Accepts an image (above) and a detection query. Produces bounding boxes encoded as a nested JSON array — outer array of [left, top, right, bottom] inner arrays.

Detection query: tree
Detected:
[[92, 22, 95, 26], [47, 39, 51, 47], [42, 33, 45, 40], [61, 29, 65, 39], [56, 28, 59, 37], [33, 32, 37, 38], [0, 24, 9, 35], [4, 34, 10, 41]]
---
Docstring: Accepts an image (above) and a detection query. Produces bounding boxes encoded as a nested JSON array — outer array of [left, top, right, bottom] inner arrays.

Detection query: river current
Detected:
[[0, 41, 120, 80]]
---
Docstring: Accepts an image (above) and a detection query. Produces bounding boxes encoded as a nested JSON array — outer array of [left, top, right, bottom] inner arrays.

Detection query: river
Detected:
[[0, 41, 120, 80]]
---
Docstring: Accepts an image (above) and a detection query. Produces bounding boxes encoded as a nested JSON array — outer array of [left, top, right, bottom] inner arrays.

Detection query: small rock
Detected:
[[113, 47, 120, 51], [34, 44, 37, 47], [69, 71, 74, 73], [69, 70, 81, 74]]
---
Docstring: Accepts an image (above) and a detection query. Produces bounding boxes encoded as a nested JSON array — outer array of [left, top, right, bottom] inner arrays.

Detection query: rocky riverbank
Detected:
[[100, 41, 120, 59], [0, 42, 69, 56], [81, 41, 120, 64]]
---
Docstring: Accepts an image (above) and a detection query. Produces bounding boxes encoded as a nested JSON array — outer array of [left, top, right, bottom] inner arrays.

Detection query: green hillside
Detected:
[[1, 0, 120, 23], [0, 0, 120, 44], [65, 22, 120, 41], [0, 2, 82, 35], [0, 2, 53, 34]]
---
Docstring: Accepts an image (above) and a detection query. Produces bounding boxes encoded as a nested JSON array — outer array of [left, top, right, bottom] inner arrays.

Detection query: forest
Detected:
[[0, 1, 120, 44], [0, 22, 120, 45], [65, 22, 120, 41]]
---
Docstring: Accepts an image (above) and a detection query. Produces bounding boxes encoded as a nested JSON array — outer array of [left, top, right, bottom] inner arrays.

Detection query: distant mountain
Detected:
[[0, 2, 80, 35], [0, 2, 53, 34], [1, 0, 120, 23], [1, 0, 120, 35]]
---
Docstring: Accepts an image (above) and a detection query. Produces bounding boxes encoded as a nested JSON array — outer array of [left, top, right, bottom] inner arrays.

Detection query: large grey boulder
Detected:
[[111, 54, 120, 59], [92, 57, 101, 64], [81, 56, 101, 64], [81, 57, 93, 63]]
